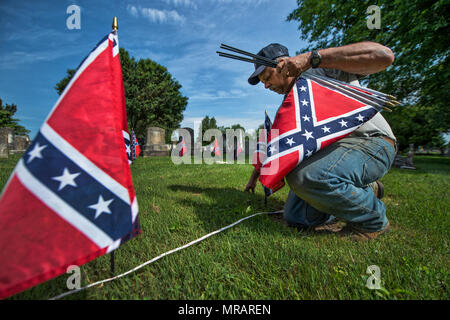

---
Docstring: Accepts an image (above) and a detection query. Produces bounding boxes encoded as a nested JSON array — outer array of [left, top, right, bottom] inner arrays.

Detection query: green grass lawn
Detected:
[[1, 154, 449, 300]]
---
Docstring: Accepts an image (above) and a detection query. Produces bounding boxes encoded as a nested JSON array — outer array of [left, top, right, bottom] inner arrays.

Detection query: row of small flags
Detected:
[[0, 27, 388, 299], [178, 136, 243, 158]]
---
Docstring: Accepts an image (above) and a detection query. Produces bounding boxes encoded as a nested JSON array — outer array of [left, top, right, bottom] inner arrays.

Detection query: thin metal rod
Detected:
[[311, 74, 389, 97], [311, 74, 396, 100], [220, 43, 279, 68], [307, 74, 398, 110], [307, 74, 392, 106], [49, 210, 283, 300], [110, 251, 115, 276], [303, 74, 385, 111], [217, 51, 277, 68]]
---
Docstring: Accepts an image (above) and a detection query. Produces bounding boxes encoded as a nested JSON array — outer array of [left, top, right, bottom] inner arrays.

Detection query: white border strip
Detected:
[[131, 197, 138, 223], [267, 128, 302, 148], [263, 144, 303, 166], [15, 159, 113, 248], [41, 123, 131, 205], [49, 210, 283, 300], [315, 127, 357, 150], [292, 83, 301, 130]]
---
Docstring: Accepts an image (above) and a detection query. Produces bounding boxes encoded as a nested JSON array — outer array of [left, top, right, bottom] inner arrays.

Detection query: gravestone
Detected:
[[11, 135, 30, 154], [393, 144, 416, 170], [0, 127, 14, 158], [7, 129, 14, 150], [143, 127, 170, 157]]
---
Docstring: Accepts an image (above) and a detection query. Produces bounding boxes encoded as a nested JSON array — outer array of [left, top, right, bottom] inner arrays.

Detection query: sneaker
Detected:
[[368, 181, 384, 199], [339, 221, 390, 241]]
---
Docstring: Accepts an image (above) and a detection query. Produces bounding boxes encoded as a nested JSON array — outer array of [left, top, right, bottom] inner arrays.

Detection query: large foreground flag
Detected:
[[0, 31, 140, 299], [259, 77, 380, 190]]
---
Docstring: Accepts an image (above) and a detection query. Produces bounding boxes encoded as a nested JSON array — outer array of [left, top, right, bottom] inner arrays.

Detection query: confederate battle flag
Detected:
[[258, 77, 380, 191], [0, 31, 140, 299]]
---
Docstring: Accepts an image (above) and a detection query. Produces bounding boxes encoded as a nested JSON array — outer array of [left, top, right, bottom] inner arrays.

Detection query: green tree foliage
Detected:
[[287, 0, 449, 150], [218, 123, 245, 135], [54, 69, 76, 96], [197, 116, 246, 146], [0, 98, 30, 135], [385, 104, 446, 151], [198, 115, 218, 145], [55, 48, 188, 142]]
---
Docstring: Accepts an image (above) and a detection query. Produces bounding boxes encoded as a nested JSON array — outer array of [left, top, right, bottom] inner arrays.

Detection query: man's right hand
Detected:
[[244, 180, 257, 193], [276, 53, 312, 79], [245, 168, 260, 193]]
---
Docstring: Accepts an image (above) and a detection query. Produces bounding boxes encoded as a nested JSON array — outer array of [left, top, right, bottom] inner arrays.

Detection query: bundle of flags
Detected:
[[0, 31, 140, 299], [253, 75, 392, 194]]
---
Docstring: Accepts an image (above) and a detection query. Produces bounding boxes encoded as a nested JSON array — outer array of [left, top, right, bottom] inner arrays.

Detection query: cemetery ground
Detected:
[[1, 154, 448, 300]]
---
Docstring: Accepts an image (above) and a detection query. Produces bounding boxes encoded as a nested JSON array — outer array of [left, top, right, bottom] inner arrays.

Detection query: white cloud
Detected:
[[127, 5, 139, 17], [0, 47, 85, 69], [163, 0, 198, 9], [141, 8, 185, 24], [217, 0, 269, 4], [189, 89, 247, 101], [126, 5, 185, 24]]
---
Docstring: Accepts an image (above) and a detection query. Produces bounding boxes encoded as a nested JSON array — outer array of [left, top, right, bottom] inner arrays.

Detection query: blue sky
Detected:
[[0, 0, 308, 140]]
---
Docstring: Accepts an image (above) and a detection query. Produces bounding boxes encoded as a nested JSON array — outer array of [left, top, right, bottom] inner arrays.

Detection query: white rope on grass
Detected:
[[49, 210, 283, 300]]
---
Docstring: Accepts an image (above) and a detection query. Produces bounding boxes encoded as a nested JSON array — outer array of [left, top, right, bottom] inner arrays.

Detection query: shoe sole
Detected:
[[376, 181, 384, 199]]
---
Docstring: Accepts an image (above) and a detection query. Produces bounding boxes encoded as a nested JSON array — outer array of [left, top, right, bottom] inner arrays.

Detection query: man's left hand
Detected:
[[276, 53, 312, 78]]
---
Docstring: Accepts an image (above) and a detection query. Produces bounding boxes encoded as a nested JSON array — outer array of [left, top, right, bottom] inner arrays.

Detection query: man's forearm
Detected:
[[250, 168, 260, 181], [277, 41, 395, 80], [317, 41, 394, 75]]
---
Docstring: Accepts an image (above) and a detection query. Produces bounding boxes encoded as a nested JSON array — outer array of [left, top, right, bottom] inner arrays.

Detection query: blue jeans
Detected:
[[283, 136, 395, 232]]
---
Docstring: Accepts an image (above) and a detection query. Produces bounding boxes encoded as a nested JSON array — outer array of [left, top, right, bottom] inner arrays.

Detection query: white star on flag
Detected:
[[88, 195, 114, 219], [356, 114, 364, 122], [126, 144, 131, 155], [321, 125, 331, 133], [302, 130, 314, 141], [301, 99, 309, 106], [302, 114, 311, 122], [339, 119, 348, 127], [269, 145, 277, 153], [52, 168, 81, 191], [286, 137, 295, 146], [305, 149, 313, 157], [27, 142, 47, 164], [300, 85, 307, 92]]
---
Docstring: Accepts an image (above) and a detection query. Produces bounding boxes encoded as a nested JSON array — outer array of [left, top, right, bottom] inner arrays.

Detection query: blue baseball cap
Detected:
[[248, 43, 289, 85]]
